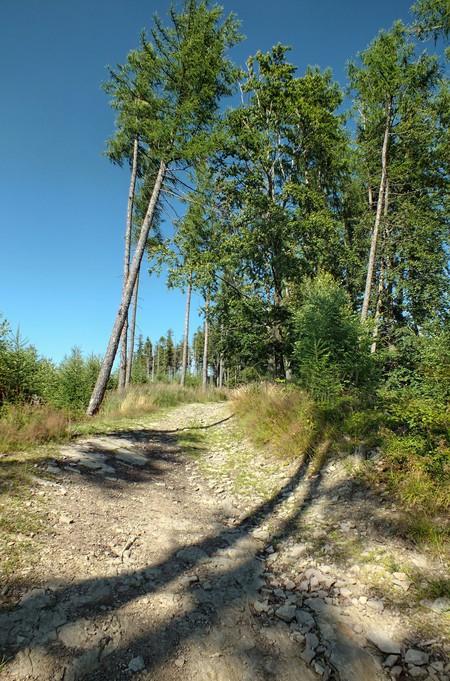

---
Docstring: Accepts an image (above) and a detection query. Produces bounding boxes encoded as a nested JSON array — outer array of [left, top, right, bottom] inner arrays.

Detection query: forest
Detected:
[[0, 0, 449, 537]]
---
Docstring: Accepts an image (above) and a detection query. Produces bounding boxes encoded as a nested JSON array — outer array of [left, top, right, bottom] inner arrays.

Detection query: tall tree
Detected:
[[216, 46, 349, 376], [118, 137, 139, 390], [350, 22, 449, 333], [87, 1, 241, 415]]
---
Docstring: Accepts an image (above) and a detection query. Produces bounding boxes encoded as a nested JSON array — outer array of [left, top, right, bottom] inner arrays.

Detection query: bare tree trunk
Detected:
[[86, 160, 166, 416], [202, 295, 209, 390], [151, 351, 156, 382], [118, 136, 139, 390], [371, 179, 389, 353], [218, 356, 224, 388], [371, 259, 385, 354], [180, 278, 192, 386], [361, 101, 391, 322], [218, 323, 224, 388], [125, 271, 139, 386]]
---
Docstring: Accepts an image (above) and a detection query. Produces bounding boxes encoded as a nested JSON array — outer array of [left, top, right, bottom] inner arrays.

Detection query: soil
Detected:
[[0, 402, 448, 680]]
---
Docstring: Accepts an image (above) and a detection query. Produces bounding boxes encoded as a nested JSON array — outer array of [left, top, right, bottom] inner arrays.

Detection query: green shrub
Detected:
[[291, 273, 374, 401]]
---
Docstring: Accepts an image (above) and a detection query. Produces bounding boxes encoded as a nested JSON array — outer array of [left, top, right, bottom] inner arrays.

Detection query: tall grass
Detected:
[[233, 382, 330, 464], [102, 383, 228, 418], [0, 403, 71, 451], [0, 383, 228, 451]]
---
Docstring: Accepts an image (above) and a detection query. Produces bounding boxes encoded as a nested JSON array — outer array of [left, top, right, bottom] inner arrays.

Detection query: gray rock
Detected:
[[58, 619, 91, 649], [384, 655, 399, 668], [253, 599, 269, 614], [367, 631, 401, 654], [366, 598, 384, 613], [431, 661, 445, 672], [128, 656, 145, 673], [115, 451, 147, 467], [405, 649, 429, 666], [390, 666, 403, 678], [275, 604, 297, 622], [329, 640, 383, 681], [421, 597, 450, 614], [301, 632, 319, 664], [296, 609, 316, 631], [408, 665, 428, 678]]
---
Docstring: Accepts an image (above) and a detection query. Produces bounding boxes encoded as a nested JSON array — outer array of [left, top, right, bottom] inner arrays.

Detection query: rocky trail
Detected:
[[0, 402, 448, 681]]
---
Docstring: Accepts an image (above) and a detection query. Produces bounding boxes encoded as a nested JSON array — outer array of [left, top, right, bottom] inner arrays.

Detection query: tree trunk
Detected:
[[218, 323, 224, 388], [371, 258, 385, 354], [218, 355, 224, 387], [151, 351, 156, 382], [370, 178, 389, 353], [361, 101, 391, 322], [86, 160, 166, 416], [125, 271, 139, 386], [180, 278, 192, 386], [202, 295, 209, 390], [118, 136, 139, 390]]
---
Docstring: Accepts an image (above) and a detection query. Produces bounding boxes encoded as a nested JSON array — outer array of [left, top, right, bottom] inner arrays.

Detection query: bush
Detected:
[[291, 273, 374, 401], [0, 322, 52, 405]]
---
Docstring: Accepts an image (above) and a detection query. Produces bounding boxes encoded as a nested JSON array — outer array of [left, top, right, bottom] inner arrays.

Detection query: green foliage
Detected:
[[0, 324, 50, 405], [52, 349, 104, 412], [412, 0, 450, 39], [291, 273, 374, 400]]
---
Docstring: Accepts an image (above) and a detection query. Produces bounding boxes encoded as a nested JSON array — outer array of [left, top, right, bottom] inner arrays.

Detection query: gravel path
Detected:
[[0, 402, 448, 681]]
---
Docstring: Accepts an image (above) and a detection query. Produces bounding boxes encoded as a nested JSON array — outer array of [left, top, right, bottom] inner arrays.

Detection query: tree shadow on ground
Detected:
[[0, 424, 442, 680]]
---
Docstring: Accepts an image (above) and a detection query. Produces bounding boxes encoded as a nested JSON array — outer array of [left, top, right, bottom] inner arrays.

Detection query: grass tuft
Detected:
[[0, 404, 71, 452]]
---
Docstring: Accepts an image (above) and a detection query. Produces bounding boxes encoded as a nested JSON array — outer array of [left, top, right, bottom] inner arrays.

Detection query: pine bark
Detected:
[[202, 295, 209, 390], [361, 100, 391, 322], [180, 278, 192, 386], [118, 137, 139, 390], [125, 272, 139, 386], [86, 160, 166, 416]]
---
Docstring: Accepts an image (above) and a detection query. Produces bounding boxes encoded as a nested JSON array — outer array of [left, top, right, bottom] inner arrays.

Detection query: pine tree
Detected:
[[87, 0, 241, 415]]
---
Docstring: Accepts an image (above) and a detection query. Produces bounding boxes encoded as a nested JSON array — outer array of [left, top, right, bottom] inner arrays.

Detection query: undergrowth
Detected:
[[233, 381, 449, 549]]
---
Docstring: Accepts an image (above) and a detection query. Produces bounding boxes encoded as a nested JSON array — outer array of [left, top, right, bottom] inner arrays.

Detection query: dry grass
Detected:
[[233, 382, 320, 461], [0, 404, 71, 452], [102, 383, 228, 419]]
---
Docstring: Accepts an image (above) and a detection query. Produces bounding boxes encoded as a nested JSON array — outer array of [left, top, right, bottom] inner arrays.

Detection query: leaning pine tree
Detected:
[[87, 0, 241, 415]]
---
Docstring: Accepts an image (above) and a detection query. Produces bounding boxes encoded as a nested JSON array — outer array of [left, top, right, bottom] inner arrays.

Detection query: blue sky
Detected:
[[0, 0, 414, 362]]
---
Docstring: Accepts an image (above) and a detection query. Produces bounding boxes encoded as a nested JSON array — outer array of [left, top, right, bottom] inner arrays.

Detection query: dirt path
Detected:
[[0, 402, 448, 680]]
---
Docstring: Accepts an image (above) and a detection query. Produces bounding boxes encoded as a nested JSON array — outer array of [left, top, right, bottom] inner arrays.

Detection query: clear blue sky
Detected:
[[0, 0, 414, 362]]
